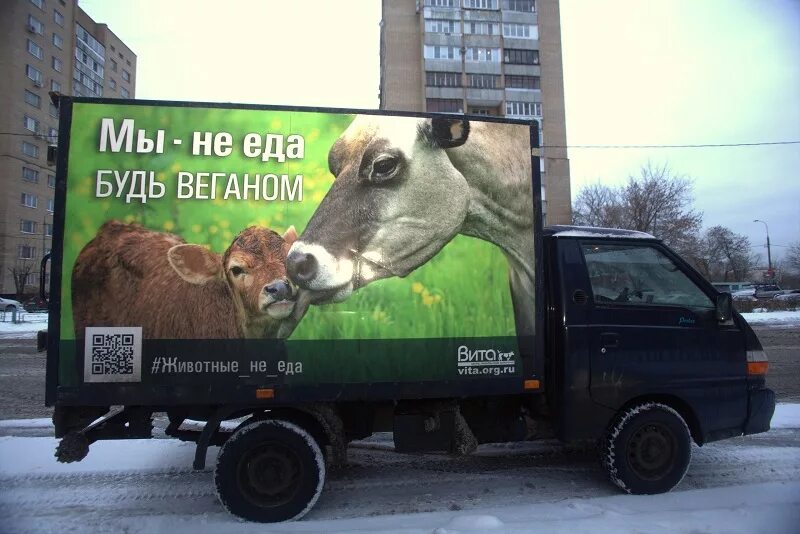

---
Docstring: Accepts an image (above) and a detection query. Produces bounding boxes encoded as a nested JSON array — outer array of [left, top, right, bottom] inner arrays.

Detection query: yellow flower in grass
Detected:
[[192, 224, 202, 234], [163, 220, 175, 231], [411, 282, 424, 294], [372, 310, 388, 322], [422, 293, 435, 306]]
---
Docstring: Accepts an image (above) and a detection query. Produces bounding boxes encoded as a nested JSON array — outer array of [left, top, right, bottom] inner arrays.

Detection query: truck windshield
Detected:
[[581, 243, 714, 309]]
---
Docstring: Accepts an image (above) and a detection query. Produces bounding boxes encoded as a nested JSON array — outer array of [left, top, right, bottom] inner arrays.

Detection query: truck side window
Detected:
[[581, 243, 714, 309]]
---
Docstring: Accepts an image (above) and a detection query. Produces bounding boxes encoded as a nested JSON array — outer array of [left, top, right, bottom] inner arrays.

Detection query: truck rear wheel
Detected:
[[601, 403, 691, 495], [214, 419, 325, 522]]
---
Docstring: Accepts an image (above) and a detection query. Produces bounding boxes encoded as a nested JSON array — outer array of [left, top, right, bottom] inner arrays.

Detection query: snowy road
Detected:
[[1, 419, 798, 533]]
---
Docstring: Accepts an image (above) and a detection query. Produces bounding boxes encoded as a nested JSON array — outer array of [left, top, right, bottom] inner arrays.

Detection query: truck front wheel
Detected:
[[214, 419, 325, 522], [601, 403, 691, 494]]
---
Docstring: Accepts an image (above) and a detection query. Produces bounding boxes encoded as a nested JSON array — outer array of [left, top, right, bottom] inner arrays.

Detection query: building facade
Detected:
[[0, 0, 136, 296], [379, 0, 570, 225]]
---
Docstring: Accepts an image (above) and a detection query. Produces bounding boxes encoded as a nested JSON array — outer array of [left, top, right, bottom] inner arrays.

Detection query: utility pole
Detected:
[[753, 219, 772, 279]]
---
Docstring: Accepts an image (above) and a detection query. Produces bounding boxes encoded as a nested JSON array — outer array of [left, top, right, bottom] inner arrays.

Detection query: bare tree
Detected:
[[8, 260, 36, 300], [572, 162, 703, 253], [702, 226, 759, 282], [786, 241, 800, 274]]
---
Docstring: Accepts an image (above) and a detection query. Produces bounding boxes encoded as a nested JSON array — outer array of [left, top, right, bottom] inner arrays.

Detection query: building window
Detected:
[[122, 69, 131, 82], [53, 33, 63, 49], [468, 73, 500, 88], [49, 103, 59, 118], [424, 45, 461, 60], [19, 245, 38, 260], [503, 0, 535, 12], [425, 19, 461, 34], [54, 10, 64, 26], [20, 220, 38, 234], [24, 90, 41, 108], [425, 0, 458, 6], [468, 106, 499, 116], [110, 59, 117, 71], [109, 78, 117, 90], [120, 87, 130, 98], [24, 115, 39, 132], [25, 273, 39, 286], [47, 198, 54, 212], [27, 39, 43, 59], [28, 15, 44, 34], [21, 192, 38, 208], [465, 47, 500, 62], [30, 0, 44, 9], [48, 174, 56, 188], [503, 23, 538, 39], [23, 167, 39, 183], [22, 141, 39, 158], [504, 48, 539, 65], [505, 101, 542, 117], [464, 0, 498, 9], [426, 98, 462, 113], [44, 223, 54, 236], [51, 79, 61, 92], [47, 127, 58, 143], [506, 74, 540, 89], [52, 56, 62, 72], [26, 64, 43, 84], [426, 71, 461, 87], [464, 21, 499, 35]]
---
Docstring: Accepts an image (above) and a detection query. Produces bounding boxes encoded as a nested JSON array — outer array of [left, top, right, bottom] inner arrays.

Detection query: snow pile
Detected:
[[740, 311, 800, 327]]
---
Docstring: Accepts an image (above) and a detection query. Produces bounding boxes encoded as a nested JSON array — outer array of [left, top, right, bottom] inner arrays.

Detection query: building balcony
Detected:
[[426, 86, 465, 100], [423, 7, 461, 20], [465, 87, 504, 105]]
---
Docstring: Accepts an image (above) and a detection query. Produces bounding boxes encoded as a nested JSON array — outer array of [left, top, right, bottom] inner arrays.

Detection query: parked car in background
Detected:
[[712, 282, 754, 293], [774, 289, 800, 304], [753, 284, 785, 299], [732, 287, 757, 301], [0, 297, 27, 313]]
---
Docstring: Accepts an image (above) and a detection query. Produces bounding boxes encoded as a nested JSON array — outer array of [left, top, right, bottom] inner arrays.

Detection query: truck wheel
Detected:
[[601, 403, 691, 495], [214, 419, 325, 522]]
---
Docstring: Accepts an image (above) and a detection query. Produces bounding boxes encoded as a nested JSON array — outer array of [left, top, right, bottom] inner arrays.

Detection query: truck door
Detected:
[[579, 242, 747, 435]]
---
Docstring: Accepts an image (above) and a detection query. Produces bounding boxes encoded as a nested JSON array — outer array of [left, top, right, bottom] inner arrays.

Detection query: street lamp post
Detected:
[[753, 219, 772, 278]]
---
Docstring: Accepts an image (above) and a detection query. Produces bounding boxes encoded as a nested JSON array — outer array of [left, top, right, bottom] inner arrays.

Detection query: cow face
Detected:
[[169, 226, 298, 320], [287, 115, 471, 303]]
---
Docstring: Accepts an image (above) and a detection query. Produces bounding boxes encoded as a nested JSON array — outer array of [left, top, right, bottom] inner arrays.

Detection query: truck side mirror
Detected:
[[716, 292, 733, 322]]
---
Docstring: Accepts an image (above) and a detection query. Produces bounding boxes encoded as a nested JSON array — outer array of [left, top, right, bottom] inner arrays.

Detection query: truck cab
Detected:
[[543, 226, 774, 449]]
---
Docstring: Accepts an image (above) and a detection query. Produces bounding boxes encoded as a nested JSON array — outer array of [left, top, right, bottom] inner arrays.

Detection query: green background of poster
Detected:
[[60, 103, 520, 348]]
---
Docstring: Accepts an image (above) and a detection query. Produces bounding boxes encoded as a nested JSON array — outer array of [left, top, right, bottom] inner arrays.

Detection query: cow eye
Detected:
[[230, 266, 245, 276], [371, 155, 399, 183]]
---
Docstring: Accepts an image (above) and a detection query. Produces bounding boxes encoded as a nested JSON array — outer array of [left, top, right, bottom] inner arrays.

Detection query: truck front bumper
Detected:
[[744, 388, 775, 435]]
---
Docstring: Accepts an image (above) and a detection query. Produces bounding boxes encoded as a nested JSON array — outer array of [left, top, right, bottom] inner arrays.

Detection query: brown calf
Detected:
[[72, 221, 299, 339]]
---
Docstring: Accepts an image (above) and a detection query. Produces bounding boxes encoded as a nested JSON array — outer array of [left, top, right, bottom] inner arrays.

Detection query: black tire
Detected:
[[601, 403, 691, 495], [4, 305, 14, 312], [214, 419, 325, 522]]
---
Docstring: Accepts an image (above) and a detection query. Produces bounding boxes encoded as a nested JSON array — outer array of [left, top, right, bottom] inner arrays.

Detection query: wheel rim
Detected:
[[627, 422, 677, 480], [237, 441, 303, 508]]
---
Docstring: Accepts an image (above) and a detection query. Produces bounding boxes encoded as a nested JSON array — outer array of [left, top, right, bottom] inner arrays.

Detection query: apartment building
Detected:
[[379, 0, 570, 225], [0, 0, 136, 296]]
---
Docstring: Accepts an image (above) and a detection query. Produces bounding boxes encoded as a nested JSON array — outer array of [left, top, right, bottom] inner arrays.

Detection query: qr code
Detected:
[[83, 327, 142, 383]]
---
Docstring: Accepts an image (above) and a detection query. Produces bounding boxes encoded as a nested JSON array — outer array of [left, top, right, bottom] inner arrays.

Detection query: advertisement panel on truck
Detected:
[[51, 100, 541, 403]]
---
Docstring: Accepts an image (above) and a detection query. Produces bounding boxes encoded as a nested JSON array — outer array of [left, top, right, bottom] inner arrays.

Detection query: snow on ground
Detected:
[[740, 310, 800, 327], [0, 405, 798, 533], [0, 312, 47, 339]]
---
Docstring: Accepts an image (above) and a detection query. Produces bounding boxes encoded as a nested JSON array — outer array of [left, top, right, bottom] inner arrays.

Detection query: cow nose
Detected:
[[287, 250, 318, 287], [265, 279, 292, 301]]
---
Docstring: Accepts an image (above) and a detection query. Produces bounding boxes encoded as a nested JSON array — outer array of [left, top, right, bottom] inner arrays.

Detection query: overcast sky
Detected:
[[79, 0, 800, 264]]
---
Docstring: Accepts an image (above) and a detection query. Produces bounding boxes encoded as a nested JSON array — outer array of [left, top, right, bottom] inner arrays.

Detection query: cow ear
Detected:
[[430, 117, 470, 148], [282, 225, 298, 246], [167, 244, 222, 285]]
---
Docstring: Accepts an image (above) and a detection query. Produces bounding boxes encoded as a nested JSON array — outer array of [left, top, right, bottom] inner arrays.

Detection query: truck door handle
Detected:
[[600, 333, 620, 349]]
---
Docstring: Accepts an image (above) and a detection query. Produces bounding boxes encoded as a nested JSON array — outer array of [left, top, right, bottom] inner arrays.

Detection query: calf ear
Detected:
[[168, 244, 222, 285], [430, 117, 470, 148], [282, 225, 298, 246]]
